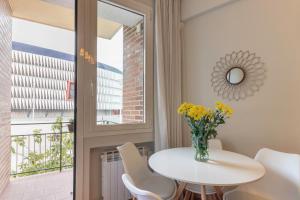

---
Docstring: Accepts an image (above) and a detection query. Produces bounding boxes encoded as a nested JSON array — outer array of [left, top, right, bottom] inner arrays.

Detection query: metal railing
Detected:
[[11, 121, 74, 177], [10, 119, 119, 177]]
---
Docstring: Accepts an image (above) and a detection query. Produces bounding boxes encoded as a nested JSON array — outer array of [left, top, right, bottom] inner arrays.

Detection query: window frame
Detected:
[[83, 0, 154, 137]]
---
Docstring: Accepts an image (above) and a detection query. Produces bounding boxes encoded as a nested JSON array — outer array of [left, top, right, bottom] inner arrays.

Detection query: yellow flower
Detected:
[[187, 105, 207, 120], [215, 101, 224, 110], [177, 102, 193, 115], [205, 109, 214, 119], [215, 101, 233, 117], [225, 106, 234, 116]]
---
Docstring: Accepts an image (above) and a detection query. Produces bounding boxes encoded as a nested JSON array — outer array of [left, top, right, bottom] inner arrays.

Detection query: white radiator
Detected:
[[101, 146, 149, 200]]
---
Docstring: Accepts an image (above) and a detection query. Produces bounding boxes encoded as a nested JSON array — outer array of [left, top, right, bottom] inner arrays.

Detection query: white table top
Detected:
[[149, 147, 265, 186]]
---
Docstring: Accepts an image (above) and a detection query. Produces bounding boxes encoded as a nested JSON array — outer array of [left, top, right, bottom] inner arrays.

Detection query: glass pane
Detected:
[[9, 0, 75, 199], [96, 1, 145, 125]]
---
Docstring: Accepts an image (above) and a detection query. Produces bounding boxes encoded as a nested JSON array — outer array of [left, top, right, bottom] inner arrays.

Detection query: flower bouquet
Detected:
[[178, 102, 233, 162]]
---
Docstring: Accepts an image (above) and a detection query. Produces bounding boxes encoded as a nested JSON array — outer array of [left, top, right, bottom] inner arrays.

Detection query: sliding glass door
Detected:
[[7, 0, 77, 200]]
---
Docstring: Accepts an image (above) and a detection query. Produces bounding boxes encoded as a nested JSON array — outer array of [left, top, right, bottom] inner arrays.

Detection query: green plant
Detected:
[[51, 116, 63, 133], [33, 129, 42, 144], [11, 117, 74, 177]]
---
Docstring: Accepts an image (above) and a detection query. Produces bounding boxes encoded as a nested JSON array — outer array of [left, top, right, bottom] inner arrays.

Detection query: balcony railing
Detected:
[[10, 119, 119, 177], [11, 121, 74, 177]]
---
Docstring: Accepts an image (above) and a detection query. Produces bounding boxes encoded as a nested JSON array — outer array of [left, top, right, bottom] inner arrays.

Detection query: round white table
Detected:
[[149, 147, 265, 200]]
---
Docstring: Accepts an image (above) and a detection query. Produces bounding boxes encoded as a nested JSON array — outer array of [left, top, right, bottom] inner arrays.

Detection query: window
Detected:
[[84, 0, 153, 136], [96, 1, 145, 125]]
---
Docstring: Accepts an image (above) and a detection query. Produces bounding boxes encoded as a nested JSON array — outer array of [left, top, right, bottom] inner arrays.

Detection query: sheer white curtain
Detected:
[[154, 0, 182, 151]]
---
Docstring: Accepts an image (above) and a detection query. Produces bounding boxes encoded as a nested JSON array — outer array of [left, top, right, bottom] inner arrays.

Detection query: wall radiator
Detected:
[[101, 146, 150, 200]]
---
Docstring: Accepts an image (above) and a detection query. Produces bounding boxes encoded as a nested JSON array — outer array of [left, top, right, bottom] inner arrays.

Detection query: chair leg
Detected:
[[212, 195, 217, 200], [200, 185, 207, 200], [211, 194, 217, 200], [191, 192, 195, 200], [212, 194, 219, 200], [184, 191, 192, 200], [213, 186, 223, 200], [175, 183, 187, 200]]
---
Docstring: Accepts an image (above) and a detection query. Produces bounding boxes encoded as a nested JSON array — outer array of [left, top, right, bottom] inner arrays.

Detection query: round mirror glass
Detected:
[[226, 67, 245, 85]]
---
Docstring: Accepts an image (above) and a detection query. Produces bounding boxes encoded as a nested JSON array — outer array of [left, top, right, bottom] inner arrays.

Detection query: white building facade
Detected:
[[11, 41, 123, 125]]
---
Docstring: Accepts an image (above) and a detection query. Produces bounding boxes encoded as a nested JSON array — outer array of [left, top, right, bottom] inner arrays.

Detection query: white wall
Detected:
[[182, 0, 300, 156], [181, 0, 238, 21]]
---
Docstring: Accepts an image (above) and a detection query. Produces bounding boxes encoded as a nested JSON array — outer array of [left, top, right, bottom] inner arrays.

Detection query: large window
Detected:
[[84, 0, 153, 136], [96, 1, 145, 125]]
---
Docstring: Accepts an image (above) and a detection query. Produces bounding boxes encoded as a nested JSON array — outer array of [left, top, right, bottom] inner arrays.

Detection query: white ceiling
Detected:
[[98, 1, 143, 27], [42, 0, 74, 9], [9, 0, 143, 39], [42, 0, 143, 26]]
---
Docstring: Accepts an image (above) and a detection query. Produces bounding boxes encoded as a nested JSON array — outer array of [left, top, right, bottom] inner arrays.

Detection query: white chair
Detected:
[[184, 139, 223, 198], [122, 173, 163, 200], [223, 148, 300, 200], [117, 142, 177, 200]]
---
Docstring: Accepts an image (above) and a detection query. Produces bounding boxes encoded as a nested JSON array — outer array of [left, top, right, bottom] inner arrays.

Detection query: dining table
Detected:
[[148, 147, 265, 200]]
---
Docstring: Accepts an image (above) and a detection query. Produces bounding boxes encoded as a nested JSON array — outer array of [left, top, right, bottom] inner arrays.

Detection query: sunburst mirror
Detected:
[[211, 50, 266, 101]]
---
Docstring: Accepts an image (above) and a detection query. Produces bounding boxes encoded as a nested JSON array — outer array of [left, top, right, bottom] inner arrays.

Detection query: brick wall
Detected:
[[0, 0, 11, 195], [122, 22, 144, 123]]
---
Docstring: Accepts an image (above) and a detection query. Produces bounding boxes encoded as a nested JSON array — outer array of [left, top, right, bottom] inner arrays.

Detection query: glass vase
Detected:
[[192, 135, 209, 162]]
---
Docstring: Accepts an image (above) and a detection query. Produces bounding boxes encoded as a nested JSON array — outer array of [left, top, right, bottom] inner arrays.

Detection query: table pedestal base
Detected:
[[174, 183, 223, 200]]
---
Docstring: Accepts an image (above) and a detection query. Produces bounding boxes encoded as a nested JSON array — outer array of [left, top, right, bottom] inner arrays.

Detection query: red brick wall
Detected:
[[0, 0, 11, 195], [122, 22, 144, 123]]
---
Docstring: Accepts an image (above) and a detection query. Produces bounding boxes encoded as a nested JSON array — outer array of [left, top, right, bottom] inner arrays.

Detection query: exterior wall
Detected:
[[0, 0, 12, 195], [122, 23, 144, 123], [11, 49, 75, 111], [96, 67, 123, 124], [182, 0, 300, 156], [11, 43, 122, 124]]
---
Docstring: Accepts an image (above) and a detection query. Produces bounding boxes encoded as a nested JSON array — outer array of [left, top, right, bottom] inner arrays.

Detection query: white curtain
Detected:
[[154, 0, 182, 151]]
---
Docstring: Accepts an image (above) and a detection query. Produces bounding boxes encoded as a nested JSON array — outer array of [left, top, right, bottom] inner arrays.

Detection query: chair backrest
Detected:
[[117, 142, 152, 183], [246, 148, 300, 200], [122, 174, 163, 200], [208, 138, 223, 150]]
